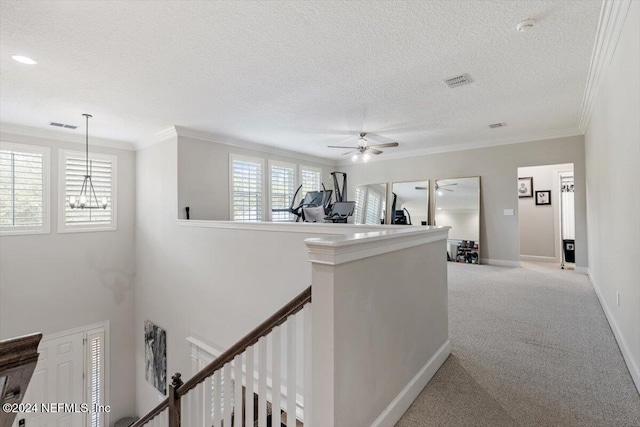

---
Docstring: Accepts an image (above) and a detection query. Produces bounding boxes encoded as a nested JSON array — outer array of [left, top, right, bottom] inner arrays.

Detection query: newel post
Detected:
[[168, 373, 183, 427]]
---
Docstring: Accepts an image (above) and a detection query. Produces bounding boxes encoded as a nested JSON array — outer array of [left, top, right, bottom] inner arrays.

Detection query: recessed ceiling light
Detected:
[[12, 55, 37, 65]]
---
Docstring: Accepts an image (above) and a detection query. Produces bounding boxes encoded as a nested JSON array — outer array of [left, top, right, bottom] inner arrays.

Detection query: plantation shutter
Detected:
[[271, 163, 296, 222], [353, 186, 365, 224], [300, 168, 322, 196], [64, 154, 113, 226], [365, 190, 382, 224], [0, 144, 48, 233], [87, 329, 105, 427], [232, 158, 263, 221]]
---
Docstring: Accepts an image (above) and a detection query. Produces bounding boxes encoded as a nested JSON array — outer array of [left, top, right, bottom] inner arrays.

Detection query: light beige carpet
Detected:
[[396, 262, 640, 427]]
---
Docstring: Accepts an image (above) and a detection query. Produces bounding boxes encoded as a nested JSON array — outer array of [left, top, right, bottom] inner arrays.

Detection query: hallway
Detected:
[[397, 262, 640, 426]]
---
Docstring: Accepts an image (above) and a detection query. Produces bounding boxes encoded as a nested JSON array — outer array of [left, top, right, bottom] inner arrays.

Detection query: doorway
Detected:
[[517, 163, 575, 267], [12, 322, 108, 427]]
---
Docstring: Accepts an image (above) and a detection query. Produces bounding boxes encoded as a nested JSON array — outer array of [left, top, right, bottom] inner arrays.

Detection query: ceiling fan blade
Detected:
[[438, 183, 458, 187], [414, 186, 428, 190], [442, 188, 454, 192], [342, 150, 356, 156], [369, 142, 399, 148], [368, 148, 383, 155], [328, 145, 358, 149]]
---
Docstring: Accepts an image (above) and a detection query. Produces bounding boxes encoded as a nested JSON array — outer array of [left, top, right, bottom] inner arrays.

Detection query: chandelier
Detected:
[[69, 114, 108, 209]]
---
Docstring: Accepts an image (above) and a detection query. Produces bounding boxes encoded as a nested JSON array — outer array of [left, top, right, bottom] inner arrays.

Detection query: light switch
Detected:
[[504, 209, 515, 216]]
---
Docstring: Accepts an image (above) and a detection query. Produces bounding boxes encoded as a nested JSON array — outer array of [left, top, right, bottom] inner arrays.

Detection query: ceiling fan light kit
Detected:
[[329, 132, 399, 163]]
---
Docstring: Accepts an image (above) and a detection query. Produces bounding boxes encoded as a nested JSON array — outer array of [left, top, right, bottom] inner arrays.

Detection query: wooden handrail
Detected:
[[178, 285, 311, 396], [132, 398, 169, 426], [1, 333, 43, 427], [131, 286, 311, 427]]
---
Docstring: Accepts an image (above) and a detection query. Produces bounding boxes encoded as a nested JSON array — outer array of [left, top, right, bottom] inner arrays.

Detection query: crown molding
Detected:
[[578, 0, 632, 132], [134, 126, 178, 150], [173, 125, 337, 166], [0, 122, 135, 151], [337, 127, 583, 166]]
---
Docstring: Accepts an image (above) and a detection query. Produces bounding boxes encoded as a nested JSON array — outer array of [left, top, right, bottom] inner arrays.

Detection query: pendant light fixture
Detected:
[[69, 114, 108, 210]]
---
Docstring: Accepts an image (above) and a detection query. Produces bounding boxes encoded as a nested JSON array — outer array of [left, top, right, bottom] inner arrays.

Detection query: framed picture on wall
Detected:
[[145, 320, 167, 395], [535, 190, 551, 205], [518, 177, 533, 198]]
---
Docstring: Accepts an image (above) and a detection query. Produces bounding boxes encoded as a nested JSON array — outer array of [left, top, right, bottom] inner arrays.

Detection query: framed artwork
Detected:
[[145, 320, 167, 394], [518, 177, 533, 198], [535, 190, 551, 205]]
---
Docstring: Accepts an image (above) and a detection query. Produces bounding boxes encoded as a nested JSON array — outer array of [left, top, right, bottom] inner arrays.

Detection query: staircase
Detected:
[[132, 286, 311, 427], [0, 333, 43, 427]]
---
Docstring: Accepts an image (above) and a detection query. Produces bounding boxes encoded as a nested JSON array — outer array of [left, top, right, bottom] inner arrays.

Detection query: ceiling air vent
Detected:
[[444, 73, 473, 88], [49, 122, 77, 129], [489, 122, 506, 129]]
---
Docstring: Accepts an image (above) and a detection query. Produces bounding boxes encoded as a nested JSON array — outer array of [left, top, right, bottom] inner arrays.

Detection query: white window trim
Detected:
[[58, 149, 118, 233], [0, 141, 51, 236], [268, 160, 297, 221], [229, 154, 266, 221]]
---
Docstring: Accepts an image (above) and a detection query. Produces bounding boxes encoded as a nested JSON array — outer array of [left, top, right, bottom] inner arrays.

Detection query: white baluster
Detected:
[[224, 363, 232, 427], [234, 354, 243, 426], [245, 345, 255, 427], [213, 369, 222, 427], [196, 382, 205, 427], [258, 336, 268, 426], [287, 316, 297, 426], [272, 326, 282, 426], [304, 304, 312, 427], [204, 376, 213, 427], [182, 388, 190, 427]]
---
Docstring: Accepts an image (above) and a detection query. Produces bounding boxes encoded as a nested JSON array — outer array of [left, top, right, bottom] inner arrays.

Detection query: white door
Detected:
[[13, 331, 85, 427]]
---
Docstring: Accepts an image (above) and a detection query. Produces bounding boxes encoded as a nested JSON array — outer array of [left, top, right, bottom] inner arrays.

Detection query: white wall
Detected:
[[518, 163, 573, 261], [584, 1, 640, 391], [135, 135, 385, 414], [342, 135, 588, 268], [0, 131, 137, 423], [177, 131, 334, 220], [435, 211, 479, 241]]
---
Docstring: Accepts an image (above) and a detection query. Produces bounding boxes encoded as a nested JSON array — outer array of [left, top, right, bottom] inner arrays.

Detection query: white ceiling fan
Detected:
[[413, 183, 458, 192], [328, 133, 399, 162]]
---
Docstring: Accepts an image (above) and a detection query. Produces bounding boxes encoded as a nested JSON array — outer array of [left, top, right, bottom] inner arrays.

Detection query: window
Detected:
[[365, 190, 383, 224], [270, 161, 296, 222], [231, 155, 264, 221], [299, 166, 322, 197], [59, 150, 117, 232], [86, 329, 105, 427], [0, 142, 50, 235], [354, 186, 365, 224]]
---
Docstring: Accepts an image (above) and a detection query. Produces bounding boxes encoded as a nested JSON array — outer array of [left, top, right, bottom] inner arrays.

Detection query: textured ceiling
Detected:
[[0, 1, 601, 158]]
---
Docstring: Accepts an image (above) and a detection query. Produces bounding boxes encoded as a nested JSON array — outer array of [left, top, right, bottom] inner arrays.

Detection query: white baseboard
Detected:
[[519, 255, 557, 263], [371, 340, 451, 427], [480, 258, 521, 267], [589, 273, 640, 394], [575, 266, 590, 275]]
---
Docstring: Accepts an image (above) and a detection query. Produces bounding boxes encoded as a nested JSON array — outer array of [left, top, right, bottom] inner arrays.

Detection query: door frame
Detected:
[[35, 320, 110, 427]]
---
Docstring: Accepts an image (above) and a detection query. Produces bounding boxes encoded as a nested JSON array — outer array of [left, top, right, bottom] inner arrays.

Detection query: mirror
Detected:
[[354, 183, 387, 224], [391, 181, 429, 225], [434, 177, 480, 264]]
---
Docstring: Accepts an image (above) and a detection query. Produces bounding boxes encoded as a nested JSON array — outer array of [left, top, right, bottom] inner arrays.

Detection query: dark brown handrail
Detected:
[[178, 285, 311, 396], [131, 286, 311, 427], [132, 398, 168, 426]]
